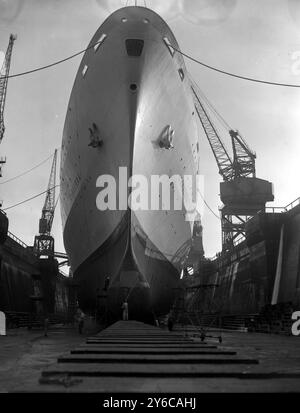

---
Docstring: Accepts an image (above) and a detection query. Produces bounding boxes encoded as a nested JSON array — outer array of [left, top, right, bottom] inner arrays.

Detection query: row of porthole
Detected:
[[82, 33, 183, 84], [82, 17, 151, 76], [82, 40, 138, 92], [81, 33, 108, 78], [121, 17, 149, 24]]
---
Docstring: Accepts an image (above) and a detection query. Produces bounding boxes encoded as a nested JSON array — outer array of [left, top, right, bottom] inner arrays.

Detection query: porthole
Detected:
[[94, 34, 107, 52], [121, 17, 128, 23], [163, 36, 175, 56], [82, 65, 88, 77], [130, 83, 138, 92]]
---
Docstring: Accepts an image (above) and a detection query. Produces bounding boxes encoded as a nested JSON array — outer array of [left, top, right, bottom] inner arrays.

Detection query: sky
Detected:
[[0, 0, 299, 266]]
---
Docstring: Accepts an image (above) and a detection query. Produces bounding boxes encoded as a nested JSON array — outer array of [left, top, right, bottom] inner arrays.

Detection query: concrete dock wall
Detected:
[[196, 204, 300, 316], [279, 205, 300, 306], [0, 233, 71, 321]]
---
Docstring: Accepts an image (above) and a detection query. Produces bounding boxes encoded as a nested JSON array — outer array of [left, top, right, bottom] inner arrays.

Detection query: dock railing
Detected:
[[264, 197, 300, 214], [7, 230, 28, 249]]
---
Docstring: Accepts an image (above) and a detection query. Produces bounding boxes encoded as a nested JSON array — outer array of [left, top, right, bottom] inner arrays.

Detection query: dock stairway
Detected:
[[35, 320, 300, 392]]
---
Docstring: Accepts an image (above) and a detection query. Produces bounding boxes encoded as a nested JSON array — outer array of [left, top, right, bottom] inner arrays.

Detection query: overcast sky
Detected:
[[0, 0, 299, 263]]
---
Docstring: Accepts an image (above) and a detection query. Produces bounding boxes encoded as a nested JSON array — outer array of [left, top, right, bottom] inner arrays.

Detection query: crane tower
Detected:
[[191, 79, 274, 252], [0, 34, 16, 177], [33, 149, 58, 257]]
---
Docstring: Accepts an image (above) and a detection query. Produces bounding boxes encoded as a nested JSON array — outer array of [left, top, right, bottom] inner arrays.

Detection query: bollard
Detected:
[[0, 311, 6, 336]]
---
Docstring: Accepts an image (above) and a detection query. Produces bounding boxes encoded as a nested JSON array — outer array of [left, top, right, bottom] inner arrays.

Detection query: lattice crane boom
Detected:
[[190, 76, 273, 252], [229, 129, 256, 178], [0, 34, 16, 143], [39, 149, 58, 235], [190, 78, 256, 181], [191, 84, 234, 181]]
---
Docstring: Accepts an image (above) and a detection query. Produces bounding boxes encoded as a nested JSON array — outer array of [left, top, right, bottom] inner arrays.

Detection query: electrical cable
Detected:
[[54, 193, 60, 211], [198, 190, 221, 220], [172, 46, 300, 88], [0, 151, 56, 185], [0, 38, 107, 80], [2, 185, 60, 211], [190, 76, 231, 131], [1, 39, 300, 88]]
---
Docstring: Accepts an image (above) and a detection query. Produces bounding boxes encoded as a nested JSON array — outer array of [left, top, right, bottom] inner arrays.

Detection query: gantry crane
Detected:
[[190, 78, 274, 251], [0, 34, 16, 177], [33, 149, 58, 257]]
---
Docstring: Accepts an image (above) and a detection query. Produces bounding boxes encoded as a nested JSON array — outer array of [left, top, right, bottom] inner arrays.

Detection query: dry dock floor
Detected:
[[0, 326, 83, 392], [0, 322, 299, 393]]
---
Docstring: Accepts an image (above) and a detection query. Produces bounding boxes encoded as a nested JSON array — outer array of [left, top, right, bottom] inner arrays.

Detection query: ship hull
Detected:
[[61, 6, 199, 320]]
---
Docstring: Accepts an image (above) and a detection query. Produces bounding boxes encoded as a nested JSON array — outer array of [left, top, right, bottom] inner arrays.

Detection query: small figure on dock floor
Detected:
[[167, 312, 174, 331], [122, 301, 129, 321], [103, 275, 110, 291], [44, 317, 49, 337], [200, 328, 206, 342], [75, 308, 85, 334]]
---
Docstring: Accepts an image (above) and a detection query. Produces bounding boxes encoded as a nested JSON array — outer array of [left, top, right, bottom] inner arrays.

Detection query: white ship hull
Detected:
[[60, 6, 199, 320]]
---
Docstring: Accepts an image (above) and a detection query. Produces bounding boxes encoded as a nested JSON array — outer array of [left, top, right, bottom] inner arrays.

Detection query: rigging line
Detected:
[[0, 151, 56, 185], [50, 193, 61, 224], [205, 97, 231, 131], [201, 91, 231, 131], [2, 38, 300, 88], [2, 185, 60, 211], [54, 193, 60, 211], [190, 76, 231, 131], [198, 190, 221, 220], [172, 46, 300, 88], [0, 38, 107, 80]]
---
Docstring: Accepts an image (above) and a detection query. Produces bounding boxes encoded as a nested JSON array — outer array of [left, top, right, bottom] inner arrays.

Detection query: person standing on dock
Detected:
[[167, 312, 174, 331], [122, 301, 129, 321], [103, 275, 110, 291], [44, 317, 49, 337], [75, 308, 85, 334]]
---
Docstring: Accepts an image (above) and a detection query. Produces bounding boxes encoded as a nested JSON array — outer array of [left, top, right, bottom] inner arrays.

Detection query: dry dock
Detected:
[[1, 321, 299, 393]]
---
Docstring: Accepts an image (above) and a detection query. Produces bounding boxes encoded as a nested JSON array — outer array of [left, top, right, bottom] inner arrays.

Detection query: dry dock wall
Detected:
[[0, 235, 37, 312], [279, 204, 300, 306], [0, 233, 71, 320], [196, 205, 300, 316]]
